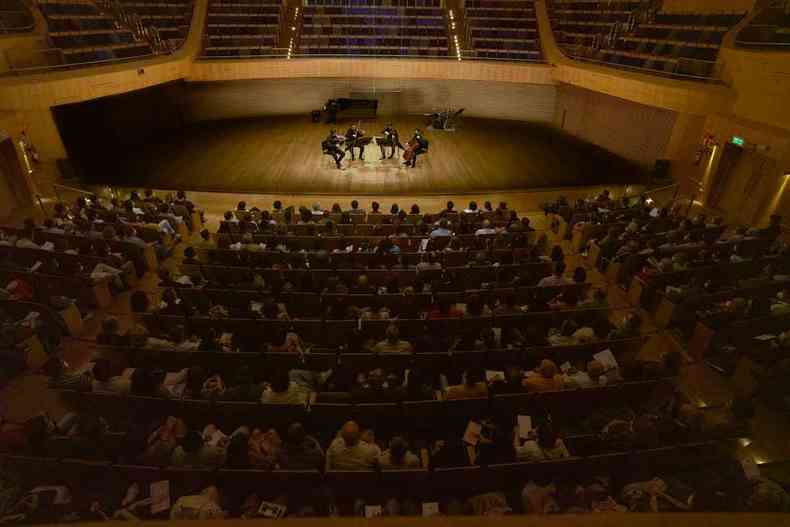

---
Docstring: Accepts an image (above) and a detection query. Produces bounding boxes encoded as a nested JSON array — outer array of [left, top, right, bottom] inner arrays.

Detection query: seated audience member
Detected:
[[326, 421, 381, 470], [587, 359, 623, 386], [428, 299, 464, 319], [524, 360, 564, 392], [170, 486, 225, 520], [580, 288, 608, 308], [260, 369, 311, 405], [280, 422, 324, 470], [373, 324, 413, 354], [248, 427, 282, 469], [430, 220, 452, 238], [562, 361, 595, 389], [475, 220, 497, 236], [491, 366, 527, 394], [171, 427, 228, 467], [221, 366, 263, 402], [270, 332, 308, 354], [538, 262, 571, 287], [445, 368, 488, 400], [514, 423, 570, 461], [138, 416, 187, 465], [352, 369, 407, 403], [91, 359, 131, 395], [378, 436, 421, 469]]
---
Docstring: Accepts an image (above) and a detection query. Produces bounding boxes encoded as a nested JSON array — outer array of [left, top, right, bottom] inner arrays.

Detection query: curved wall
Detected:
[[183, 78, 557, 123]]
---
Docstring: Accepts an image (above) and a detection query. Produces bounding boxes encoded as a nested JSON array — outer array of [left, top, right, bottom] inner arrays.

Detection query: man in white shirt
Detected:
[[326, 421, 381, 470], [537, 262, 571, 287], [475, 219, 497, 236]]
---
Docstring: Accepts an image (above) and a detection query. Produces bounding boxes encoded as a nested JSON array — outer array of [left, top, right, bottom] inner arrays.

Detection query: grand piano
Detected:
[[323, 98, 378, 121]]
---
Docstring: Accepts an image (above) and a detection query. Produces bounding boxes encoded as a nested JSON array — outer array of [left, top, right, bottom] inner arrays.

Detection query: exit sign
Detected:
[[732, 136, 745, 146]]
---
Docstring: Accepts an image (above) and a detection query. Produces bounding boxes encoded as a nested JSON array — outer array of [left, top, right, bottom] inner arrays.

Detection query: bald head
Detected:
[[340, 421, 360, 446]]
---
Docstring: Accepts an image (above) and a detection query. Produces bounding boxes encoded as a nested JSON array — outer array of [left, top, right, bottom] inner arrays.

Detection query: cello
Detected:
[[403, 137, 419, 162]]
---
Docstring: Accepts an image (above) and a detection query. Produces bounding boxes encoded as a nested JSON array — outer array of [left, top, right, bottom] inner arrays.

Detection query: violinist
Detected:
[[403, 129, 428, 168], [322, 129, 345, 169], [378, 123, 403, 160], [345, 124, 366, 161]]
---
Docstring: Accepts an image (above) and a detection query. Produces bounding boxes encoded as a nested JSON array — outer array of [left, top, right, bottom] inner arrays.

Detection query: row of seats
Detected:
[[199, 0, 281, 58], [299, 1, 449, 57], [737, 6, 790, 47], [116, 0, 194, 48], [549, 0, 745, 79], [465, 1, 543, 62], [37, 0, 153, 64], [0, 0, 33, 32]]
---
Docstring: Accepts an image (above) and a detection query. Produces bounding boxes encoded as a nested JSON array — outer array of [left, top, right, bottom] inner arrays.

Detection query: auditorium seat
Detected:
[[737, 6, 790, 47], [299, 0, 450, 57], [200, 0, 282, 57], [115, 0, 195, 50], [0, 0, 34, 32], [465, 0, 544, 61], [548, 0, 745, 79], [37, 0, 153, 65]]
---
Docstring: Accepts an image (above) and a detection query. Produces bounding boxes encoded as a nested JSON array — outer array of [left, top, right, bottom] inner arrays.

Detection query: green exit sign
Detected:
[[732, 136, 745, 146]]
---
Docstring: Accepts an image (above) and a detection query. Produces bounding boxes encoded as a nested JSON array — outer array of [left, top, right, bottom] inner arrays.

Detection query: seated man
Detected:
[[538, 261, 571, 287], [326, 421, 381, 470], [445, 368, 488, 400], [373, 324, 413, 354], [261, 368, 322, 405]]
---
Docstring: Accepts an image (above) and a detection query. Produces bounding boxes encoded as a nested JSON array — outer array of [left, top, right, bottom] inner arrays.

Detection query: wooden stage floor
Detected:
[[107, 115, 642, 195]]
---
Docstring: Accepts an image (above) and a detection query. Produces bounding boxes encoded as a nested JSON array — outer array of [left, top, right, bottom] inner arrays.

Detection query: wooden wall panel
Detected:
[[183, 78, 557, 123], [553, 83, 678, 168], [187, 59, 556, 85]]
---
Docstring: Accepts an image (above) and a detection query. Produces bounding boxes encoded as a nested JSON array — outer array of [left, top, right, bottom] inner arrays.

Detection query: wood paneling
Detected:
[[554, 83, 678, 168], [183, 79, 557, 122], [188, 58, 556, 85]]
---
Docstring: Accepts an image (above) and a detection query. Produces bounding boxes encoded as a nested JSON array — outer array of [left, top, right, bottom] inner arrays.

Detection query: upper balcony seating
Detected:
[[737, 6, 790, 47], [200, 0, 282, 58], [38, 0, 152, 64], [550, 3, 745, 80], [465, 0, 543, 61], [299, 0, 449, 57], [0, 0, 34, 32], [549, 0, 640, 51], [115, 0, 194, 48]]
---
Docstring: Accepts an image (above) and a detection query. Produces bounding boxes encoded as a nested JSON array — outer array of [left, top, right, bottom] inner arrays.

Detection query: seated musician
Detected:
[[345, 124, 365, 161], [378, 123, 403, 160], [322, 130, 345, 170], [404, 129, 428, 168]]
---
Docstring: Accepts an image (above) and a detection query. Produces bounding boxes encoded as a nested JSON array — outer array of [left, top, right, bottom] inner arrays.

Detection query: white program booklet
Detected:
[[517, 415, 533, 439], [593, 349, 619, 370]]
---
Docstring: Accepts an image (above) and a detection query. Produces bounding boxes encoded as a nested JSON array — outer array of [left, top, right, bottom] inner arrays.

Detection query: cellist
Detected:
[[403, 129, 428, 168]]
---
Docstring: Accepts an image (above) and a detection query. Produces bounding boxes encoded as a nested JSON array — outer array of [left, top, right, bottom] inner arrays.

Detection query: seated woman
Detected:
[[524, 360, 564, 392], [378, 436, 421, 469], [513, 423, 570, 462]]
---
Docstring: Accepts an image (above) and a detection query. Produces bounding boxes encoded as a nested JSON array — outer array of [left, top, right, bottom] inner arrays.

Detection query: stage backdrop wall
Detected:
[[181, 78, 557, 123], [553, 83, 679, 168]]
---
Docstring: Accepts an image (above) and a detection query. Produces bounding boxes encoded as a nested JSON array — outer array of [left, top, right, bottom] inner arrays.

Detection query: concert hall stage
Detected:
[[92, 115, 644, 195]]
